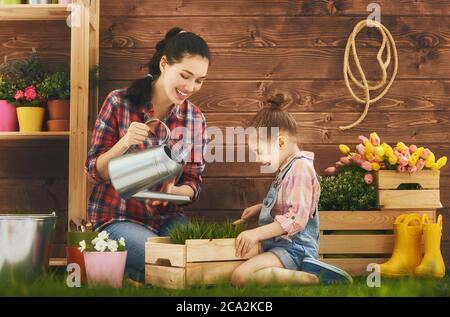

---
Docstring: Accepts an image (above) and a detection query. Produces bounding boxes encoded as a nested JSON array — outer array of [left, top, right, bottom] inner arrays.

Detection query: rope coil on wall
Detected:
[[340, 19, 398, 131]]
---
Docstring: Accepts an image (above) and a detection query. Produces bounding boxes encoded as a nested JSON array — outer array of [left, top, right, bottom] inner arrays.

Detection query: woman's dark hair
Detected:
[[248, 94, 297, 136], [126, 27, 210, 106]]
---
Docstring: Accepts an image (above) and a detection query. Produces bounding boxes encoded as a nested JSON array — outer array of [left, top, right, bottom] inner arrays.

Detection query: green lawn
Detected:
[[1, 271, 449, 297]]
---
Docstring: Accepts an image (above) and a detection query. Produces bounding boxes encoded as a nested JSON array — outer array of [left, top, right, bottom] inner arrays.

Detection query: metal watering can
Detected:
[[108, 118, 191, 204]]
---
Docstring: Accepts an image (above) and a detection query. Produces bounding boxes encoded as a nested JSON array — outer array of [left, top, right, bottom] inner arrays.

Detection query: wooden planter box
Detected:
[[145, 237, 261, 289], [319, 209, 436, 276], [376, 170, 442, 210]]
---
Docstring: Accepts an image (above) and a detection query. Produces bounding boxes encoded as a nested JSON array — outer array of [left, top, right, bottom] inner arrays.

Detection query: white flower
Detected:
[[91, 237, 99, 245], [107, 240, 118, 252], [97, 231, 109, 241], [118, 237, 126, 247], [78, 240, 86, 252], [94, 239, 107, 252]]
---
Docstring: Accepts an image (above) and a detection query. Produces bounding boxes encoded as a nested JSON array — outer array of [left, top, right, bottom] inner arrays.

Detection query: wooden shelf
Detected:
[[0, 131, 70, 140], [49, 257, 67, 267], [0, 4, 69, 21]]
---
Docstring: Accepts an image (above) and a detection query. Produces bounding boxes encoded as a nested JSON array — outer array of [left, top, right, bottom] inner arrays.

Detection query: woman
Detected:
[[84, 27, 210, 281]]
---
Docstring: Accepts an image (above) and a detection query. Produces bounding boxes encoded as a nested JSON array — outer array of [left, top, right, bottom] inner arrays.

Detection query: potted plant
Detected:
[[79, 231, 127, 288], [0, 74, 24, 131], [13, 85, 46, 132], [37, 71, 70, 131]]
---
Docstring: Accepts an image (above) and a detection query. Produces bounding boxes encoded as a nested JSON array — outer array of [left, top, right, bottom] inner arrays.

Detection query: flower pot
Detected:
[[47, 119, 69, 131], [16, 107, 45, 132], [47, 100, 70, 120], [66, 246, 88, 284], [0, 100, 18, 131], [0, 0, 23, 4], [84, 251, 127, 288], [58, 0, 72, 3], [27, 0, 53, 4]]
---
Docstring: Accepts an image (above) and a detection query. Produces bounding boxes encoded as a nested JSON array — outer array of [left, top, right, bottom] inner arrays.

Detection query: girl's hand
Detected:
[[151, 179, 176, 207], [235, 229, 260, 258], [121, 121, 150, 149], [241, 203, 262, 221]]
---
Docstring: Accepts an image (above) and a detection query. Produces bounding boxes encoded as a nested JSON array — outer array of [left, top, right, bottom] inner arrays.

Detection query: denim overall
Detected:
[[258, 155, 320, 270]]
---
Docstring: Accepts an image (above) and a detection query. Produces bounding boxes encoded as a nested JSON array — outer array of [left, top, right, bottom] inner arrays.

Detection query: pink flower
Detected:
[[24, 86, 37, 101], [358, 135, 368, 144], [14, 90, 24, 101], [397, 165, 406, 173], [340, 157, 351, 165], [335, 161, 345, 167], [364, 173, 373, 185], [421, 148, 430, 159], [361, 161, 373, 171], [416, 159, 425, 171], [398, 155, 409, 166], [356, 144, 366, 156], [350, 153, 363, 165], [409, 145, 417, 154], [408, 165, 418, 174], [370, 133, 380, 146], [324, 166, 337, 175]]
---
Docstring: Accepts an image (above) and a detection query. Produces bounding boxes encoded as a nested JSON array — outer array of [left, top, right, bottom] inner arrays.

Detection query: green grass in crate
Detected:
[[1, 271, 450, 297], [169, 219, 247, 244]]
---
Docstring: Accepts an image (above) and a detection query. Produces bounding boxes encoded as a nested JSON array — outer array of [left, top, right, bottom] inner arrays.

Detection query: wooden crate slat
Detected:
[[322, 258, 388, 276], [378, 190, 442, 209], [145, 265, 185, 290], [185, 238, 259, 263], [319, 210, 435, 230], [186, 261, 245, 286], [377, 170, 440, 189], [319, 234, 395, 254], [145, 237, 186, 267]]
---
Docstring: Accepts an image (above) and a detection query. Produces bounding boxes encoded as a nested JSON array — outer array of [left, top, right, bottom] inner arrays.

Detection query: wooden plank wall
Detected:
[[0, 1, 449, 263]]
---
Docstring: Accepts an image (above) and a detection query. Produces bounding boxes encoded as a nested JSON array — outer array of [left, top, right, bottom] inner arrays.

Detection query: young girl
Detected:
[[231, 95, 352, 286], [85, 27, 210, 282]]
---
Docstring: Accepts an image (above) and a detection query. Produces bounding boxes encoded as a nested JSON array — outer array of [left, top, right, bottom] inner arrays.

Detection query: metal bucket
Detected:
[[0, 213, 57, 284]]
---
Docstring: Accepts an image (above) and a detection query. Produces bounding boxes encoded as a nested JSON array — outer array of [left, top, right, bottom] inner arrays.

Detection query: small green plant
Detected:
[[169, 220, 247, 245], [37, 71, 70, 100], [7, 52, 45, 87], [0, 75, 25, 102], [318, 164, 377, 211]]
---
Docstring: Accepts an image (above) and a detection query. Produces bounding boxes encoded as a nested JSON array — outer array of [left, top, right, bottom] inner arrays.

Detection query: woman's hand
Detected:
[[241, 203, 263, 221], [235, 229, 260, 258], [150, 179, 176, 207], [121, 121, 150, 149]]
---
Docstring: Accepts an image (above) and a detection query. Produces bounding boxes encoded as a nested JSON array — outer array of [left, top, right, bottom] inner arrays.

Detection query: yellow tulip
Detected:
[[375, 154, 384, 162], [408, 155, 418, 167], [374, 146, 385, 157], [436, 156, 447, 169], [372, 162, 381, 171], [339, 144, 351, 155], [431, 163, 439, 171], [396, 142, 408, 152], [388, 155, 398, 165], [415, 147, 425, 157], [382, 143, 394, 156], [364, 140, 374, 154], [425, 152, 436, 169]]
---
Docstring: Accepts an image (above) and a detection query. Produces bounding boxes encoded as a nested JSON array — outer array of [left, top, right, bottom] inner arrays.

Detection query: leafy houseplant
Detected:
[[169, 220, 247, 245], [37, 71, 70, 130], [78, 231, 127, 288], [318, 164, 377, 211], [13, 85, 46, 132]]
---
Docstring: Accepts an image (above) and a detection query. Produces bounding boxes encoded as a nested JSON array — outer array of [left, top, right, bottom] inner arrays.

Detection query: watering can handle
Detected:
[[145, 118, 171, 145]]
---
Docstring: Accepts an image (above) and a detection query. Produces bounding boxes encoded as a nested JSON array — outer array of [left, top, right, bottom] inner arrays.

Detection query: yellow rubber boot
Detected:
[[380, 214, 422, 278], [414, 215, 446, 279]]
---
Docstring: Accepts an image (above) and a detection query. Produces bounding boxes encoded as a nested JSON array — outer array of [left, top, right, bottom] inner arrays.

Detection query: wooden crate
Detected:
[[145, 237, 261, 289], [376, 170, 442, 210], [319, 209, 435, 276]]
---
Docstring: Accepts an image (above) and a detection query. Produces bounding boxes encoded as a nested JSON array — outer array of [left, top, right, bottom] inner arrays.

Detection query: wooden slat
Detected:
[[0, 4, 69, 21], [0, 48, 70, 73], [101, 0, 450, 17], [185, 239, 260, 262], [100, 80, 450, 114], [378, 189, 443, 209], [49, 258, 68, 267], [145, 264, 185, 289], [99, 47, 450, 80], [145, 237, 186, 267], [0, 132, 70, 140], [322, 258, 388, 276], [377, 170, 440, 189], [319, 234, 395, 254], [100, 16, 450, 49], [186, 261, 245, 286], [319, 210, 436, 230]]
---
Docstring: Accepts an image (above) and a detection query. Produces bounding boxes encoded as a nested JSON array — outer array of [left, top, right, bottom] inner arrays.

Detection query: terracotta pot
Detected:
[[47, 100, 70, 120], [47, 119, 69, 131], [0, 100, 18, 131], [16, 107, 45, 132], [84, 251, 128, 288], [66, 247, 87, 284]]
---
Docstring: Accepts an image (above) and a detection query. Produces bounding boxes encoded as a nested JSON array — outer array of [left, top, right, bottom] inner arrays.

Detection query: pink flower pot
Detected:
[[83, 251, 127, 288], [0, 100, 18, 131]]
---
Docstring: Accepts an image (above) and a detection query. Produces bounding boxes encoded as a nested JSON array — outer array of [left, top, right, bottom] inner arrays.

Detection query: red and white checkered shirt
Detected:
[[85, 89, 206, 232]]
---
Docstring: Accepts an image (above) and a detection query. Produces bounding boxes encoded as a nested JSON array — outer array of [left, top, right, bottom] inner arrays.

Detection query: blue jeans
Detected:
[[105, 215, 188, 282]]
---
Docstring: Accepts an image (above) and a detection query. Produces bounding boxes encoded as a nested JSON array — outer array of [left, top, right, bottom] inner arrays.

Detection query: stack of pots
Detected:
[[47, 99, 70, 131]]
